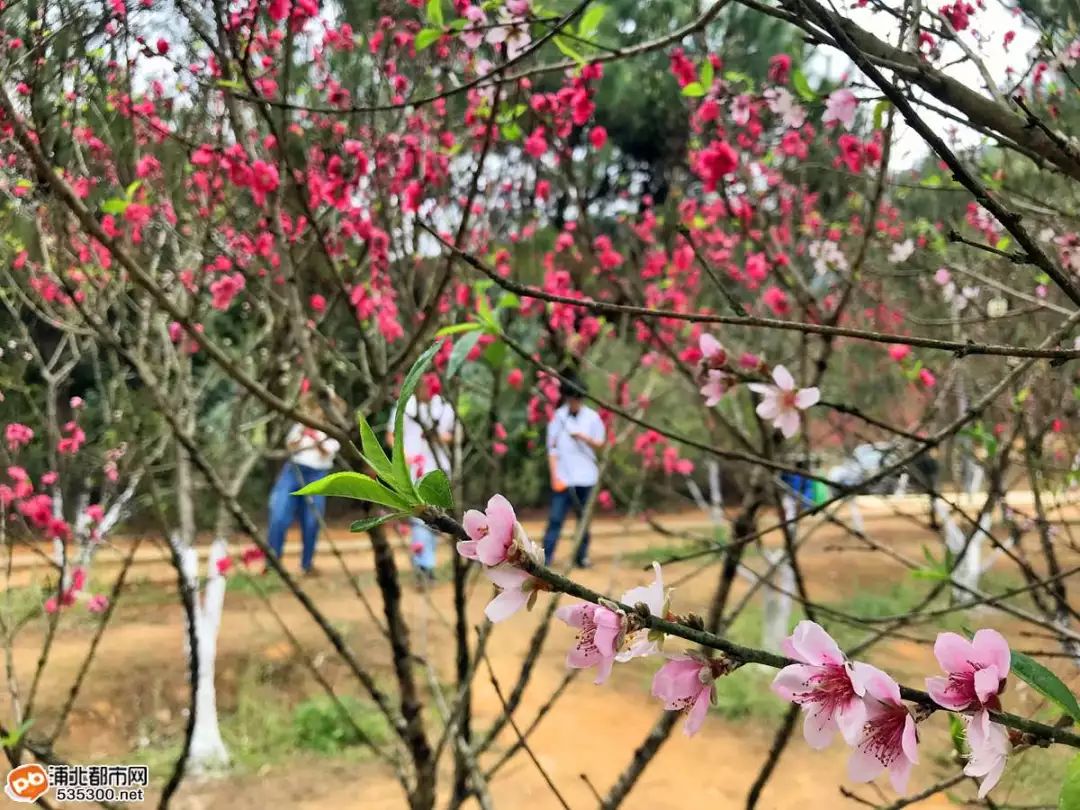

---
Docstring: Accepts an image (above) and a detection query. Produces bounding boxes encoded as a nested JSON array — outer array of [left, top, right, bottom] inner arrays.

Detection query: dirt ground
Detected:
[[5, 501, 1079, 809]]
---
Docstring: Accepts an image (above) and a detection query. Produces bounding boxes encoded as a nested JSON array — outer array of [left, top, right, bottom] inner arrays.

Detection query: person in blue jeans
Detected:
[[387, 375, 456, 580], [268, 394, 342, 575], [542, 375, 607, 567]]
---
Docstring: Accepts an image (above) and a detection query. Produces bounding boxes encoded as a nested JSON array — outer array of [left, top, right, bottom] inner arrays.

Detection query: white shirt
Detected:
[[287, 423, 340, 470], [391, 394, 456, 479], [547, 404, 605, 487]]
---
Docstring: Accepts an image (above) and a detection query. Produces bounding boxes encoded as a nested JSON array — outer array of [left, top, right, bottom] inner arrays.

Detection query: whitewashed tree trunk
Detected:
[[179, 538, 230, 773], [893, 472, 909, 497], [706, 461, 724, 526], [848, 499, 864, 535], [936, 500, 989, 600], [761, 549, 794, 653]]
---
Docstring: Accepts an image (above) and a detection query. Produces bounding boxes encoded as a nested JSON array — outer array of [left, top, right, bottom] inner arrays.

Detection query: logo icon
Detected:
[[5, 764, 49, 803]]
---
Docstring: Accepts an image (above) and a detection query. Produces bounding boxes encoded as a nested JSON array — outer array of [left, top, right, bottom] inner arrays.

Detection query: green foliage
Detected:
[[1011, 651, 1080, 722], [295, 471, 412, 510], [417, 470, 454, 510], [293, 695, 390, 754], [712, 665, 786, 722], [1060, 754, 1080, 810]]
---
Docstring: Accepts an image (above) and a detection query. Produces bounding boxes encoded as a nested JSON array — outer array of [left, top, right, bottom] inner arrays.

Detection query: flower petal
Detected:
[[456, 540, 479, 560], [485, 564, 528, 589], [555, 603, 587, 628], [974, 666, 1002, 705], [888, 751, 914, 795], [684, 687, 711, 736], [972, 629, 1011, 678], [836, 694, 868, 745], [901, 714, 919, 765], [771, 663, 823, 702], [802, 703, 837, 750], [794, 387, 820, 409], [772, 364, 795, 391], [925, 675, 970, 711], [934, 632, 976, 674], [776, 409, 800, 439], [756, 396, 780, 420], [485, 588, 528, 623], [848, 746, 885, 784], [462, 509, 486, 541], [788, 621, 844, 666]]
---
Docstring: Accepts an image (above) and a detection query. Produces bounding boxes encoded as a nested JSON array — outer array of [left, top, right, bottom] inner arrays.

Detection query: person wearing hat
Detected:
[[541, 373, 606, 567]]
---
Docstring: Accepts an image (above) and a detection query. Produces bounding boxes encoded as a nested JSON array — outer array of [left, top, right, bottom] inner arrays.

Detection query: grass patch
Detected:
[[712, 665, 786, 722]]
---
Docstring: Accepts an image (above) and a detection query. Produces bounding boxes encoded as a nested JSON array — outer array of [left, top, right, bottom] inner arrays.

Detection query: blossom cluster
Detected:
[[455, 494, 1015, 797]]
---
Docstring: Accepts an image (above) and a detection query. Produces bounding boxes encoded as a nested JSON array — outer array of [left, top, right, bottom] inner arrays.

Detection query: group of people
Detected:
[[267, 373, 605, 577]]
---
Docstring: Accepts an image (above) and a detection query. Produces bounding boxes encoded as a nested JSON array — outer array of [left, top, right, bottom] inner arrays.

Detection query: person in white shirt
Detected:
[[268, 392, 344, 575], [387, 375, 456, 578], [541, 374, 606, 567]]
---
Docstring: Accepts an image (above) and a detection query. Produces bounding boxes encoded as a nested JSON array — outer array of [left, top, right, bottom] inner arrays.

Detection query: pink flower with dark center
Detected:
[[556, 602, 624, 684], [964, 709, 1009, 798], [87, 594, 110, 613], [747, 365, 820, 439], [925, 629, 1010, 712], [772, 620, 877, 747], [652, 654, 727, 736], [457, 493, 518, 566], [847, 668, 919, 795], [700, 370, 733, 407]]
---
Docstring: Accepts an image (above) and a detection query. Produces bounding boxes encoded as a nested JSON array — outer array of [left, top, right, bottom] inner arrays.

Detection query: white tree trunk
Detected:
[[936, 501, 987, 600], [761, 549, 794, 653], [183, 539, 230, 773], [893, 472, 909, 497]]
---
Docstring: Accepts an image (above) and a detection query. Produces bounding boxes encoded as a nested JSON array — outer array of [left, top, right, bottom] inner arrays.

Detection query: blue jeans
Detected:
[[542, 485, 593, 565], [410, 518, 437, 572], [268, 463, 328, 572]]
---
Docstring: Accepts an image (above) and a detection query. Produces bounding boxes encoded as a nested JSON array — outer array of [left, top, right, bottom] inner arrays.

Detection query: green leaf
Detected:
[[873, 100, 890, 130], [723, 70, 753, 87], [415, 28, 441, 51], [496, 292, 520, 310], [296, 471, 413, 510], [578, 3, 607, 39], [476, 291, 496, 327], [417, 469, 454, 509], [101, 198, 129, 215], [681, 82, 705, 98], [1012, 650, 1080, 721], [392, 343, 442, 497], [435, 322, 483, 337], [0, 719, 32, 747], [699, 59, 714, 90], [447, 330, 482, 378], [350, 513, 406, 533], [996, 236, 1012, 251], [553, 35, 585, 65], [1061, 754, 1080, 810], [125, 179, 142, 199], [426, 0, 444, 27], [792, 69, 816, 102], [483, 338, 506, 368], [500, 121, 522, 141], [216, 78, 245, 90], [358, 413, 394, 484]]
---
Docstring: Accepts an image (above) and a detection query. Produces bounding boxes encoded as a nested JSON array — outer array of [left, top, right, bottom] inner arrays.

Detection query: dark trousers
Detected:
[[268, 463, 327, 572], [542, 485, 593, 565]]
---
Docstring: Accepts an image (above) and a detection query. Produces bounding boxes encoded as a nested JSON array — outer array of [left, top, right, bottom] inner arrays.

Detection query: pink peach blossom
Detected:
[[700, 370, 733, 407], [823, 89, 858, 129], [925, 629, 1010, 712], [556, 601, 624, 684], [87, 594, 110, 613], [699, 333, 726, 366], [747, 365, 819, 439], [457, 494, 518, 566], [847, 668, 919, 795], [772, 620, 877, 747], [651, 655, 719, 736]]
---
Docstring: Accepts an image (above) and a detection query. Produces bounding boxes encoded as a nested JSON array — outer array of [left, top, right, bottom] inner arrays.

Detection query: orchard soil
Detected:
[[5, 495, 1077, 809]]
